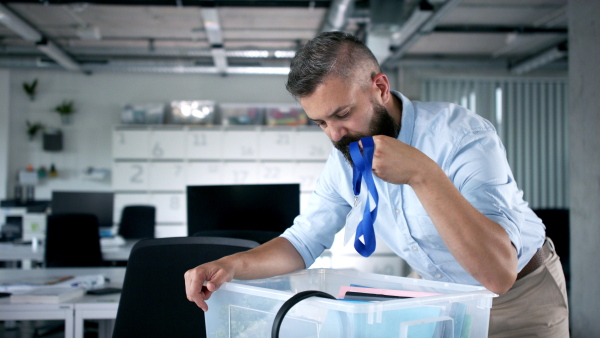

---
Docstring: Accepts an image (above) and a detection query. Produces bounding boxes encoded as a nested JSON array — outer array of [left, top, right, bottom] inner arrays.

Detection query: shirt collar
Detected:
[[391, 90, 415, 146]]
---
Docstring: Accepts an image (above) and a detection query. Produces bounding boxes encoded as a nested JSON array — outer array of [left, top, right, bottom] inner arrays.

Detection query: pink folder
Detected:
[[338, 286, 441, 300]]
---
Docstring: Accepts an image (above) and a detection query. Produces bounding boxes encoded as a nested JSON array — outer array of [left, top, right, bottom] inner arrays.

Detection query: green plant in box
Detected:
[[53, 99, 76, 124]]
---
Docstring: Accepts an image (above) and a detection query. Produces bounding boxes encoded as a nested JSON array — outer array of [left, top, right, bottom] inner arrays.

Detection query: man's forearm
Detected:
[[221, 237, 306, 280], [410, 164, 518, 294]]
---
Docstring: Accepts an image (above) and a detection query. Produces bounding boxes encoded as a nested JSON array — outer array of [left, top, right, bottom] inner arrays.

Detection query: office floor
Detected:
[[0, 321, 98, 338]]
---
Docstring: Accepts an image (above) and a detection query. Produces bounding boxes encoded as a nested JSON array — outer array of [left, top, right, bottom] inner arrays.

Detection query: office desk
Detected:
[[0, 267, 125, 338], [74, 295, 121, 338], [0, 303, 75, 337], [0, 240, 137, 268]]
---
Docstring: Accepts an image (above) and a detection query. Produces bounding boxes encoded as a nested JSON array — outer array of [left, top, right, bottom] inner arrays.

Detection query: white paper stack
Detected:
[[10, 287, 86, 304], [0, 274, 105, 293]]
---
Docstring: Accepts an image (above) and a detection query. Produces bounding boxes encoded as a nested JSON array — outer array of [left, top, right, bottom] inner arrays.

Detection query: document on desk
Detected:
[[9, 287, 86, 304], [0, 274, 105, 293], [0, 275, 73, 292]]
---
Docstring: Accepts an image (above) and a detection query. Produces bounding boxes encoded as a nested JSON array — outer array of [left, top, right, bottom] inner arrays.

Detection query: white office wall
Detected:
[[6, 66, 564, 202], [0, 69, 9, 200], [6, 69, 294, 199]]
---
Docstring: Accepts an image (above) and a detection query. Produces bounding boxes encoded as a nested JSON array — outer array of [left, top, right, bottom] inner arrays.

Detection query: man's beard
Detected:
[[333, 101, 400, 166]]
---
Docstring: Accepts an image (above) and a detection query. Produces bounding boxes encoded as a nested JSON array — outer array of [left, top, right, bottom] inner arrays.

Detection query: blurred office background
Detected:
[[0, 0, 597, 335]]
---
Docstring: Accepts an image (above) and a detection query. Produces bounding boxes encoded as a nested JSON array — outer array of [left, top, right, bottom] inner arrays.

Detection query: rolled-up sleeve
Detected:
[[281, 153, 351, 268], [446, 129, 525, 257]]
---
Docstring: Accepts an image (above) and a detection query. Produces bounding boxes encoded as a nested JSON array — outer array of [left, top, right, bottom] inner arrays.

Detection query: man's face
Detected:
[[300, 76, 399, 165], [332, 101, 399, 165]]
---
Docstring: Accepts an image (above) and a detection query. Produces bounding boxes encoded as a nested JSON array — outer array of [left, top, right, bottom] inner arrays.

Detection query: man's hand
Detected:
[[184, 259, 234, 312], [369, 135, 436, 186], [184, 238, 306, 311], [368, 136, 518, 294]]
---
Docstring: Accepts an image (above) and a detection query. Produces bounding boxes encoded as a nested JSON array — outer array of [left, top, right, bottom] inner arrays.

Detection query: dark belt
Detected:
[[517, 240, 553, 280]]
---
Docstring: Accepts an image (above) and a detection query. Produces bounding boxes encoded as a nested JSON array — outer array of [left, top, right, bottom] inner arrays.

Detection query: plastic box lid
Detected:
[[205, 268, 496, 338]]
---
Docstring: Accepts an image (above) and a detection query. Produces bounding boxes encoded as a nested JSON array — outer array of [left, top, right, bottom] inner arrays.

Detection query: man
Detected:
[[185, 31, 569, 336]]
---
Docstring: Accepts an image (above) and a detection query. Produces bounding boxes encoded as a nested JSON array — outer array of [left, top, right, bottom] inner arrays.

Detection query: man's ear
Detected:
[[372, 73, 391, 104]]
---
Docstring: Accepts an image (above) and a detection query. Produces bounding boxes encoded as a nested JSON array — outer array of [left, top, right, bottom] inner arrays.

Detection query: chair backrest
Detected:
[[112, 236, 260, 338], [117, 205, 155, 239], [45, 213, 103, 267]]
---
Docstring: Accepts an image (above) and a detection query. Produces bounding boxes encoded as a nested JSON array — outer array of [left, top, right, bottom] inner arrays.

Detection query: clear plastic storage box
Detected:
[[205, 269, 496, 338], [265, 104, 308, 126], [220, 103, 264, 126], [168, 100, 216, 125], [121, 103, 165, 124]]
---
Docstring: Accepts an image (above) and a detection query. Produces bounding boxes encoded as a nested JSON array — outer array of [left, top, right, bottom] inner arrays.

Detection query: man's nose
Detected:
[[328, 123, 348, 142]]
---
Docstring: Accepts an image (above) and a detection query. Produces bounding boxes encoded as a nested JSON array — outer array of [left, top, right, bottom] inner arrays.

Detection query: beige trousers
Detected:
[[489, 238, 570, 337]]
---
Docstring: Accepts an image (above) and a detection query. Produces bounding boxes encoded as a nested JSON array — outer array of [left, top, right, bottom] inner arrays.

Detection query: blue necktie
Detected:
[[349, 137, 379, 257]]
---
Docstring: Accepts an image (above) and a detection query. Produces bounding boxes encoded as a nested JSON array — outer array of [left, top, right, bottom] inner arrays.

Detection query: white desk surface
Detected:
[[0, 240, 138, 263], [0, 267, 126, 338]]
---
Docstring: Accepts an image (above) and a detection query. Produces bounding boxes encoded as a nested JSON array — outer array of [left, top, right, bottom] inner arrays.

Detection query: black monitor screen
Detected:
[[186, 184, 300, 237], [51, 191, 114, 228]]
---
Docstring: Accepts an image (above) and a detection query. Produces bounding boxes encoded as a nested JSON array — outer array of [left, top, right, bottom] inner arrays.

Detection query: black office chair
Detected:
[[35, 213, 104, 337], [45, 213, 104, 267], [193, 229, 282, 245], [112, 236, 260, 338], [117, 205, 156, 239]]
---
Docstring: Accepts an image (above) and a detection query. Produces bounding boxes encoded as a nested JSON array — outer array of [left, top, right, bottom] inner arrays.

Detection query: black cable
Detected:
[[271, 290, 337, 338]]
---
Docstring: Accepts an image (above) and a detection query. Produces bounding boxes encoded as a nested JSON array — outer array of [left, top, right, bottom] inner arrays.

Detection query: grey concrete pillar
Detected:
[[0, 69, 10, 199], [568, 0, 600, 336]]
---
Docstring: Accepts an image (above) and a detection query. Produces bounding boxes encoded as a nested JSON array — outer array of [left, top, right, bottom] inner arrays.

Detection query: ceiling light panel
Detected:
[[274, 50, 296, 58], [227, 67, 290, 75], [224, 40, 298, 50], [226, 50, 269, 58]]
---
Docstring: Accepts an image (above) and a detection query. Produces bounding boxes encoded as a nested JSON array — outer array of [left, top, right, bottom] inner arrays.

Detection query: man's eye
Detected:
[[337, 111, 350, 119]]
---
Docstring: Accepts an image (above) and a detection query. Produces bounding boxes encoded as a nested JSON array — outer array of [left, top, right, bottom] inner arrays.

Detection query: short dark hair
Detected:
[[285, 31, 380, 99]]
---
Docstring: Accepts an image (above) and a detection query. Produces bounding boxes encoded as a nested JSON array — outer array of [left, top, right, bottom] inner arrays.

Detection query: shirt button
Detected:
[[412, 245, 418, 251], [395, 209, 400, 215], [435, 273, 442, 279]]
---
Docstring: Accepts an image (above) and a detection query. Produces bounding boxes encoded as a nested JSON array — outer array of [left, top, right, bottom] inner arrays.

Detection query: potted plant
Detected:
[[53, 99, 76, 124], [22, 79, 38, 101], [26, 120, 45, 141]]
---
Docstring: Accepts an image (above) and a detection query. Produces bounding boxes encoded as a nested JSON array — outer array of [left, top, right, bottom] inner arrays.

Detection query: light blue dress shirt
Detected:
[[281, 91, 545, 286]]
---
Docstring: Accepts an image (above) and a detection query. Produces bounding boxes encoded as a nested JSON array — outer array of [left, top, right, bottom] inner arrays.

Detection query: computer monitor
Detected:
[[186, 184, 300, 240], [51, 191, 114, 228]]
